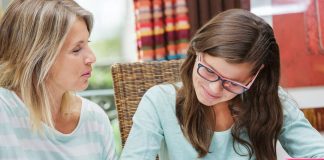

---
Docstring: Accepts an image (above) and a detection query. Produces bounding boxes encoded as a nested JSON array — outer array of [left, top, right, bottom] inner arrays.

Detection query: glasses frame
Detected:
[[196, 54, 263, 94]]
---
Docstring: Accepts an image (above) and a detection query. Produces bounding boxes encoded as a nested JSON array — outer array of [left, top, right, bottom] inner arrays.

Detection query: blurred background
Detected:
[[1, 0, 323, 158]]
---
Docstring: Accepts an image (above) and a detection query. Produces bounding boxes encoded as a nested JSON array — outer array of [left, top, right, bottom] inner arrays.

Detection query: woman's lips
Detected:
[[81, 71, 91, 77]]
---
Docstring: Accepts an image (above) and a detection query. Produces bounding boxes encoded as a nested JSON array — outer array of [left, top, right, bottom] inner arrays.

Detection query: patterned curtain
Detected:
[[134, 0, 190, 61]]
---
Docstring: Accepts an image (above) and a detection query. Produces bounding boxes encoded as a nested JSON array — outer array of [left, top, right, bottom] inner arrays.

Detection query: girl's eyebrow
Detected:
[[202, 58, 243, 83]]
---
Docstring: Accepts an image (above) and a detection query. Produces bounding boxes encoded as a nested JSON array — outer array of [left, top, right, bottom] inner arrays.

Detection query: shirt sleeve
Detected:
[[279, 95, 324, 158], [102, 115, 118, 160], [87, 98, 118, 160], [120, 85, 165, 160]]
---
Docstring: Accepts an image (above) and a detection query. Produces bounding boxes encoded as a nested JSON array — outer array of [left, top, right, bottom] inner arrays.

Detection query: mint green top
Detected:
[[121, 84, 324, 160], [0, 88, 117, 160]]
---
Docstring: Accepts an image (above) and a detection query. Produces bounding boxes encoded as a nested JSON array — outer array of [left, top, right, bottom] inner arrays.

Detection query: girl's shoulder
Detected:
[[139, 83, 180, 114], [147, 83, 180, 95], [145, 83, 179, 104], [278, 87, 304, 124]]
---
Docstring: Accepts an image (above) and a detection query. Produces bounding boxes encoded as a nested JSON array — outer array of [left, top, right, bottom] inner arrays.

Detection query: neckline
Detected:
[[47, 97, 85, 139], [214, 125, 232, 135], [9, 89, 85, 140]]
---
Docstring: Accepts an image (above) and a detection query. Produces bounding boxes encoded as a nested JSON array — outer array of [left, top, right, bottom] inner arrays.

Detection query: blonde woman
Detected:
[[0, 0, 117, 159]]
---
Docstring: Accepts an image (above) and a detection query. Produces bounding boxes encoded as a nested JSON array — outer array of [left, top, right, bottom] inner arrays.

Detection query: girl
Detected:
[[121, 9, 324, 159]]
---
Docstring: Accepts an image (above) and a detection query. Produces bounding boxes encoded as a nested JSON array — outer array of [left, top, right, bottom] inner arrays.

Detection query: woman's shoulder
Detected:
[[0, 88, 10, 114], [0, 87, 13, 100], [0, 87, 25, 112], [0, 88, 28, 125], [0, 88, 8, 105]]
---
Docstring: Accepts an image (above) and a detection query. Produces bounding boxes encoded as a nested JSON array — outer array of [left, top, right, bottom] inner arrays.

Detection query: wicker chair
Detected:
[[111, 59, 183, 147]]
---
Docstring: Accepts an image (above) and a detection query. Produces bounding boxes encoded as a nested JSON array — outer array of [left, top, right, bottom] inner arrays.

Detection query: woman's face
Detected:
[[192, 53, 254, 107], [47, 18, 96, 93]]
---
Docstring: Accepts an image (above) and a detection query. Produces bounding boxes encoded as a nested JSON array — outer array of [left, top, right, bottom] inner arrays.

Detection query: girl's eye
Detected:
[[229, 82, 239, 87], [206, 67, 214, 73]]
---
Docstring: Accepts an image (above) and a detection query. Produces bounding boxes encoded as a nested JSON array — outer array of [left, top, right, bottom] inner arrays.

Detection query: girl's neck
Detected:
[[213, 102, 234, 131]]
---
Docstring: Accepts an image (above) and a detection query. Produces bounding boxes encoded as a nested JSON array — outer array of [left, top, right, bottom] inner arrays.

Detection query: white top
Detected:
[[0, 88, 117, 160]]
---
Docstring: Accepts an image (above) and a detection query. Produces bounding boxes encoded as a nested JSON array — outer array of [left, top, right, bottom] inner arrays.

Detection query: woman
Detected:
[[120, 9, 324, 159], [0, 0, 117, 159]]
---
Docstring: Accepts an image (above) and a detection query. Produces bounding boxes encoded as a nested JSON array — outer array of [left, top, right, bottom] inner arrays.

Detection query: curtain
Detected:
[[187, 0, 250, 38], [134, 0, 190, 61]]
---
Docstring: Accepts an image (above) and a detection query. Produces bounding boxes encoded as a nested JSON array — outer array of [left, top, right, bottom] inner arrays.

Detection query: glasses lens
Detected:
[[198, 64, 219, 81], [197, 63, 246, 94], [223, 81, 245, 94]]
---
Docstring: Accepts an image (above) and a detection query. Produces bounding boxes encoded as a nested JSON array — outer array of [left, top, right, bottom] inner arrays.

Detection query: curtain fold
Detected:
[[187, 0, 250, 38], [134, 0, 190, 61]]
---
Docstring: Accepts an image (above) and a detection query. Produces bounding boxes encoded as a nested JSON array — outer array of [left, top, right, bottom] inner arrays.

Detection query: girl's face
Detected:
[[192, 53, 255, 107]]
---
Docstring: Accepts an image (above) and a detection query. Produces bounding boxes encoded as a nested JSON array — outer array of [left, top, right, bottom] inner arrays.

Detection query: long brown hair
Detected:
[[176, 9, 283, 159]]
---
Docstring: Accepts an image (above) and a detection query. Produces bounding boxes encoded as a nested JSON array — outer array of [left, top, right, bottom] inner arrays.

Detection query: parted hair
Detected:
[[176, 9, 283, 160]]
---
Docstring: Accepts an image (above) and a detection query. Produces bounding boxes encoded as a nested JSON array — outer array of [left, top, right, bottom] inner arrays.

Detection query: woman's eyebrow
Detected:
[[73, 40, 85, 46]]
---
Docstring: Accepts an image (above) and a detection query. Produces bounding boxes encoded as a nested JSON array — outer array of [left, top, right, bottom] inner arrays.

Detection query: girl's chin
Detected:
[[197, 96, 220, 107]]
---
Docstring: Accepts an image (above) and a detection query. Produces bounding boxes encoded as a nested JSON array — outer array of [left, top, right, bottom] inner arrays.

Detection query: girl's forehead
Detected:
[[202, 54, 254, 83]]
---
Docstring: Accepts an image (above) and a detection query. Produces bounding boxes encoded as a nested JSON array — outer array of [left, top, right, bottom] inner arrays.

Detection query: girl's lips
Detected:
[[202, 86, 221, 99]]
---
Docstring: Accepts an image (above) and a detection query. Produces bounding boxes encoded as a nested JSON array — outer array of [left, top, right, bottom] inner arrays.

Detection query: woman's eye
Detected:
[[72, 47, 82, 53]]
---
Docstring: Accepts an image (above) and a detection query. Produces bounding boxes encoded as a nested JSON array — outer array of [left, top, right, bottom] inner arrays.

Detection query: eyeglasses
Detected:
[[196, 54, 262, 94]]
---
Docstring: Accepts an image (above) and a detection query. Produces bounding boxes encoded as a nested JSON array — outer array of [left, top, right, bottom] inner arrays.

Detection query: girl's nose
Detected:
[[208, 80, 224, 93]]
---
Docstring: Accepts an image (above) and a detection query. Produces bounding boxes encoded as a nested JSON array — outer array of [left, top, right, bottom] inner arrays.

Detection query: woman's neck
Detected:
[[48, 88, 82, 134], [47, 86, 65, 119]]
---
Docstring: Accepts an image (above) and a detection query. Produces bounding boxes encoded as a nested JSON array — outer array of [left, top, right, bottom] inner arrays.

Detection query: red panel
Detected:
[[273, 0, 324, 87], [319, 0, 324, 50]]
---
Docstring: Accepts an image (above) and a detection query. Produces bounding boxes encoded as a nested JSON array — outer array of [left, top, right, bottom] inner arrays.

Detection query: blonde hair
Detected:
[[0, 0, 93, 131]]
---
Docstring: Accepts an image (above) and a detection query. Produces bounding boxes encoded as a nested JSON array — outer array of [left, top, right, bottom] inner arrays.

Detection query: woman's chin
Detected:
[[74, 84, 89, 92]]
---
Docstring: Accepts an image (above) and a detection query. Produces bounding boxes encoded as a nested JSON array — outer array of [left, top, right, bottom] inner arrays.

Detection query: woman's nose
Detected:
[[85, 49, 96, 64]]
